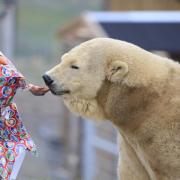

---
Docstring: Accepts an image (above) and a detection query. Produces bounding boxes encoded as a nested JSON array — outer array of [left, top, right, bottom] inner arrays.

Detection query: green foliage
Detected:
[[0, 0, 6, 17], [17, 0, 103, 58]]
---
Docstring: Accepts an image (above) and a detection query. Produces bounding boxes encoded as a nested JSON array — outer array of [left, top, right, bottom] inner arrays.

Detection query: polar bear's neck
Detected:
[[63, 96, 107, 121], [96, 80, 164, 128]]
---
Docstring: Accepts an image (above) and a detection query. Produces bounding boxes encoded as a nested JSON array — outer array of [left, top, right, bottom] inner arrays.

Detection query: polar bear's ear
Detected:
[[106, 61, 128, 83]]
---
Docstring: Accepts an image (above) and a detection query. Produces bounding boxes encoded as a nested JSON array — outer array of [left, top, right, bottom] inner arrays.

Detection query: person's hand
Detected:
[[0, 55, 8, 65], [28, 84, 49, 96]]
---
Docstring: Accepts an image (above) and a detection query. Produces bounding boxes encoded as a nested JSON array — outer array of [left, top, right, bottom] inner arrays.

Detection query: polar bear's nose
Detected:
[[42, 74, 54, 86]]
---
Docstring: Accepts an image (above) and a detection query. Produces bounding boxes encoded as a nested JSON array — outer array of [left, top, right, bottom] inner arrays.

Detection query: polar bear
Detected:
[[43, 38, 180, 180]]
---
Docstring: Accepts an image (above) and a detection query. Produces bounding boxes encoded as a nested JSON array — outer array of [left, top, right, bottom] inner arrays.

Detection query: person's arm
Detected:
[[0, 51, 49, 96]]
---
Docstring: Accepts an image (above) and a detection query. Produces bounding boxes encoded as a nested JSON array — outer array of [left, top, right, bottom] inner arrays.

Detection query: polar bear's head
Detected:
[[43, 38, 131, 120], [45, 40, 129, 96], [43, 38, 169, 121]]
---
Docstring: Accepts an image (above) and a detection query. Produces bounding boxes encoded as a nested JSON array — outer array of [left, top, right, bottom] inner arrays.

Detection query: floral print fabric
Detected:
[[0, 53, 36, 179]]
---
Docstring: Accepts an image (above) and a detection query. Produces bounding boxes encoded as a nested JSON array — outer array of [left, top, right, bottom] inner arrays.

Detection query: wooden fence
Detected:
[[106, 0, 180, 11]]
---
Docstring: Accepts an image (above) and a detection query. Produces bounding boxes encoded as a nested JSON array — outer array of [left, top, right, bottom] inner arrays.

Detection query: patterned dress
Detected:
[[0, 52, 37, 179]]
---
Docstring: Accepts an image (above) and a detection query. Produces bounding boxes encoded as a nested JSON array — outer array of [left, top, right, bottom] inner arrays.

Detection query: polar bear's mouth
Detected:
[[42, 74, 70, 96], [50, 88, 70, 96], [48, 84, 70, 96]]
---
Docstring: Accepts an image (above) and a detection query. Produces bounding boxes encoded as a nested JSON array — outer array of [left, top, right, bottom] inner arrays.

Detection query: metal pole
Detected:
[[1, 0, 16, 59]]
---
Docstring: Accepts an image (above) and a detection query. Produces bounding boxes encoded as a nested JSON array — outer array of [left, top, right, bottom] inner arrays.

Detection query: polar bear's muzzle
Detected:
[[42, 74, 70, 96], [49, 86, 70, 96], [43, 74, 54, 86]]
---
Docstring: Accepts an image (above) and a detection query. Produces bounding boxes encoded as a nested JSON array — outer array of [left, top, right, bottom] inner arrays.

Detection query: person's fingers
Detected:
[[32, 87, 49, 93], [30, 89, 49, 96], [28, 84, 49, 96]]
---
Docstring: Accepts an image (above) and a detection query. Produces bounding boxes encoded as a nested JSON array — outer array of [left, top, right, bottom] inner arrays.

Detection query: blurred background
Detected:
[[0, 0, 180, 179]]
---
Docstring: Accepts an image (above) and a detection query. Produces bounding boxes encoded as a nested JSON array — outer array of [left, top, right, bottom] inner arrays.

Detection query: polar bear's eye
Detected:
[[71, 65, 79, 69]]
